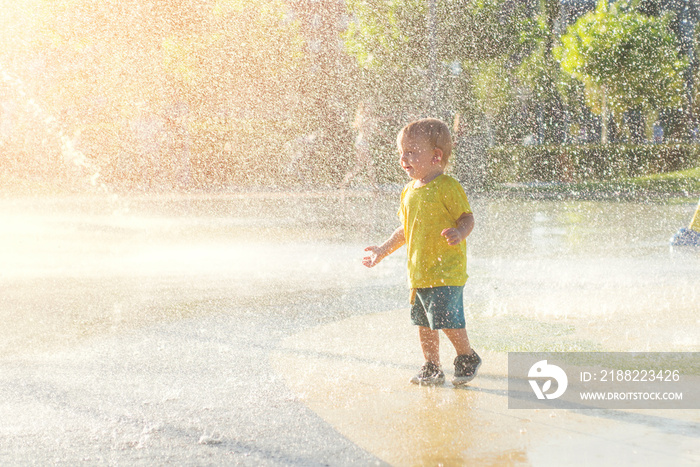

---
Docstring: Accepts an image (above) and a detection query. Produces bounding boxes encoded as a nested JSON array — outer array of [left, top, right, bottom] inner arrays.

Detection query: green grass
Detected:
[[493, 167, 700, 201], [631, 166, 700, 189], [4, 164, 700, 200]]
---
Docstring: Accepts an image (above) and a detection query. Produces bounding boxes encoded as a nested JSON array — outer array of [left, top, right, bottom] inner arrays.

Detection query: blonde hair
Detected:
[[397, 118, 453, 164]]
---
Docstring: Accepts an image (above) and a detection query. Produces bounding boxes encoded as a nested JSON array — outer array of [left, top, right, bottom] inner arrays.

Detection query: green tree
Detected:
[[344, 0, 520, 68], [343, 0, 523, 113], [555, 0, 687, 143], [516, 0, 566, 144], [471, 58, 513, 146]]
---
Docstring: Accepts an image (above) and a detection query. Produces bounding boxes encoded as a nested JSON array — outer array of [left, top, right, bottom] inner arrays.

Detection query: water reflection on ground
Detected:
[[0, 190, 698, 356], [0, 190, 698, 465], [468, 197, 698, 352]]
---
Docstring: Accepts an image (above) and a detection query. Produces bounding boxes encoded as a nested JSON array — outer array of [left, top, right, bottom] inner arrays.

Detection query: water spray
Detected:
[[1, 65, 105, 190], [670, 198, 700, 247]]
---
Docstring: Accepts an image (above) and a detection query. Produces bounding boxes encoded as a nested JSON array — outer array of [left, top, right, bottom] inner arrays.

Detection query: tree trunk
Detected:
[[601, 86, 608, 144]]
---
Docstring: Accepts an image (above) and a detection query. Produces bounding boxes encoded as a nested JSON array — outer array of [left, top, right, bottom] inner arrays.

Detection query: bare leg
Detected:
[[442, 328, 473, 356], [419, 326, 441, 365]]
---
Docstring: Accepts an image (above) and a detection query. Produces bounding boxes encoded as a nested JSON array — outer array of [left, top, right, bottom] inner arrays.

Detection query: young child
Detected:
[[362, 118, 480, 386]]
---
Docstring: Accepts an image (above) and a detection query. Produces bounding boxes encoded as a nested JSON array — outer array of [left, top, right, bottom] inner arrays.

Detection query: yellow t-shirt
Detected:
[[398, 174, 472, 288]]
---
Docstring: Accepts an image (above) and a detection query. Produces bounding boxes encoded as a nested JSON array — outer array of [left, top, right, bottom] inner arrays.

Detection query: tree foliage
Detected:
[[513, 0, 567, 144], [555, 0, 687, 119], [342, 0, 527, 150], [344, 0, 523, 70]]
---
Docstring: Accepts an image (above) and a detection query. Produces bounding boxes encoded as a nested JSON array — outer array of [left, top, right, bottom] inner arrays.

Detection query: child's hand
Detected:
[[362, 246, 383, 268], [362, 226, 405, 268], [441, 227, 464, 246], [442, 213, 474, 246]]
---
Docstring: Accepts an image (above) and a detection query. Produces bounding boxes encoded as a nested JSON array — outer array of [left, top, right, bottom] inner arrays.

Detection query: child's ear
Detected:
[[432, 148, 443, 164]]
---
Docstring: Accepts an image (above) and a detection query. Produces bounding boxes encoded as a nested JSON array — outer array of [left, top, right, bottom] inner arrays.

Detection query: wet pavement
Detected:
[[0, 191, 698, 465], [0, 301, 390, 465], [274, 309, 699, 466]]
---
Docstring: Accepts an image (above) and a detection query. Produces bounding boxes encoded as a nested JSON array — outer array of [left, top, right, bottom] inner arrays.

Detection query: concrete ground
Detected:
[[1, 192, 698, 465], [273, 308, 700, 466]]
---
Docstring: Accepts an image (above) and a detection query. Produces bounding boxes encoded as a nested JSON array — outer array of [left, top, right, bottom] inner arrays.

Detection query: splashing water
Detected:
[[1, 66, 104, 191]]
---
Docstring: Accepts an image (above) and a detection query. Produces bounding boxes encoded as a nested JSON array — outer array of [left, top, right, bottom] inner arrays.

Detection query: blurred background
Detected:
[[2, 0, 700, 194]]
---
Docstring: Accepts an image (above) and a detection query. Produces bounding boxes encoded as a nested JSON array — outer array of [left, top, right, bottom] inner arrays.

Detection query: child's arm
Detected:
[[441, 212, 474, 246], [362, 226, 405, 268]]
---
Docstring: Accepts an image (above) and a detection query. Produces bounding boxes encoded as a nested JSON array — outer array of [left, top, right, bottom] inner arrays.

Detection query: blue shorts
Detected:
[[411, 286, 466, 330]]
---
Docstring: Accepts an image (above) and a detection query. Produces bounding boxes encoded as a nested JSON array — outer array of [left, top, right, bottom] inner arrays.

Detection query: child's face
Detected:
[[398, 134, 443, 182]]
